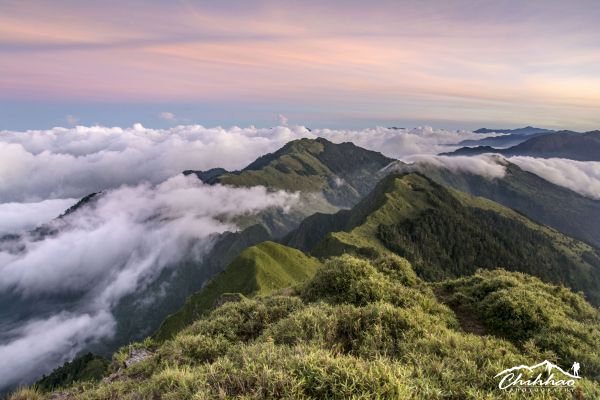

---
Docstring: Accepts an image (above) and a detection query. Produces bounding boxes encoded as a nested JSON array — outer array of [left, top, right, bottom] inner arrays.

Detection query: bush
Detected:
[[185, 295, 303, 342], [22, 258, 600, 399], [441, 269, 600, 381]]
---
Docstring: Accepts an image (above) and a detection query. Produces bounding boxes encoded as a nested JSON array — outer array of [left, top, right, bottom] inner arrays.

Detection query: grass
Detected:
[[216, 138, 393, 208], [286, 172, 600, 305], [31, 255, 600, 399], [155, 241, 321, 341]]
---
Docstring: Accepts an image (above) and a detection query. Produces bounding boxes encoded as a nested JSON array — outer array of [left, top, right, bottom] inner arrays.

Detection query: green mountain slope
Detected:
[[409, 161, 600, 248], [284, 172, 600, 305], [186, 137, 394, 208], [35, 353, 108, 392], [154, 241, 321, 341], [23, 255, 600, 399]]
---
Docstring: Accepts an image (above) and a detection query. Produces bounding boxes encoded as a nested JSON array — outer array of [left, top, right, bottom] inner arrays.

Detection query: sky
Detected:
[[1, 0, 600, 130]]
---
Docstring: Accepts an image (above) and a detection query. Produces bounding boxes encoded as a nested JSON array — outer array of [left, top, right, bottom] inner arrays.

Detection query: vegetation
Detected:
[[285, 172, 600, 305], [190, 137, 393, 208], [155, 241, 321, 341], [28, 255, 600, 399], [412, 160, 600, 248], [437, 270, 600, 382], [377, 193, 600, 303], [35, 353, 108, 392]]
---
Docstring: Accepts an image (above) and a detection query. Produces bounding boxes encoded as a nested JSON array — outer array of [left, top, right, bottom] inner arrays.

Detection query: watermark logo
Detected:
[[495, 360, 580, 391]]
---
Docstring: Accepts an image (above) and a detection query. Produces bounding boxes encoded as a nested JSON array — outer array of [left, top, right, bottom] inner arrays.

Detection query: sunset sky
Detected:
[[1, 0, 600, 130]]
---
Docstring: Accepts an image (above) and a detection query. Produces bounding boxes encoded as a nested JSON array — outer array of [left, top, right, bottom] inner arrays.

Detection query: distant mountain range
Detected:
[[474, 126, 555, 135], [444, 130, 600, 161], [459, 126, 555, 148]]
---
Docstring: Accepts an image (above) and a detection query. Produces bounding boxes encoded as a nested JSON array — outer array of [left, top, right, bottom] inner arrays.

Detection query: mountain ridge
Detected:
[[444, 130, 600, 160]]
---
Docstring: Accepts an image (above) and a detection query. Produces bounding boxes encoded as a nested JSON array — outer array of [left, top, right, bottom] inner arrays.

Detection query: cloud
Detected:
[[278, 114, 289, 126], [0, 174, 297, 389], [0, 198, 77, 235], [66, 115, 78, 125], [0, 311, 115, 390], [158, 111, 176, 121], [0, 124, 492, 202], [388, 154, 508, 179], [509, 157, 600, 200]]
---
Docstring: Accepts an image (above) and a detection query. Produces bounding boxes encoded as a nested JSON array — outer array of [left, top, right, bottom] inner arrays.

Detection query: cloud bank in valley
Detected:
[[0, 198, 77, 235], [403, 154, 508, 179], [508, 157, 600, 200], [0, 175, 297, 389], [0, 124, 490, 202]]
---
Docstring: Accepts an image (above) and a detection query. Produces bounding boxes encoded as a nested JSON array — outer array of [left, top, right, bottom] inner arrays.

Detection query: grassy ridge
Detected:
[[285, 172, 600, 305], [154, 241, 321, 341], [22, 255, 600, 399], [412, 161, 600, 248], [201, 138, 393, 208]]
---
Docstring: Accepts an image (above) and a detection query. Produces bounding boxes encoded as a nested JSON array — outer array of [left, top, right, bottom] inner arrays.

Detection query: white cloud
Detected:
[[0, 174, 297, 389], [0, 124, 492, 202], [0, 198, 77, 235], [278, 114, 289, 126], [403, 154, 508, 179], [0, 311, 115, 390], [159, 111, 176, 121], [318, 126, 489, 161], [509, 157, 600, 200]]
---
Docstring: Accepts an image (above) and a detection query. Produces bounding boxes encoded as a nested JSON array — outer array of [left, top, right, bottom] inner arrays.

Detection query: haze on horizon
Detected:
[[1, 0, 600, 130]]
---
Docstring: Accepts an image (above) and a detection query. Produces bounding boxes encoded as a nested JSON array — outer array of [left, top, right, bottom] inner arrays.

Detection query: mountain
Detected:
[[11, 144, 600, 398], [154, 241, 321, 341], [34, 353, 108, 392], [444, 130, 600, 160], [505, 130, 600, 160], [10, 137, 600, 396], [185, 137, 394, 208], [440, 145, 497, 156], [283, 172, 600, 305], [406, 160, 600, 248], [459, 127, 555, 148], [474, 126, 555, 135]]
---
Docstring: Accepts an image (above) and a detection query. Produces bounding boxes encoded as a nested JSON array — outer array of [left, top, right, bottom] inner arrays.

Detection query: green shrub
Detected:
[[372, 254, 417, 286], [441, 269, 600, 381], [158, 334, 231, 366], [24, 257, 600, 400], [185, 296, 303, 342]]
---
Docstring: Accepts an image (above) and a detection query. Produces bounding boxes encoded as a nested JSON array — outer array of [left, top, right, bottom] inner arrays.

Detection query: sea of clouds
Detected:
[[1, 123, 600, 390], [0, 124, 492, 202], [0, 174, 296, 389]]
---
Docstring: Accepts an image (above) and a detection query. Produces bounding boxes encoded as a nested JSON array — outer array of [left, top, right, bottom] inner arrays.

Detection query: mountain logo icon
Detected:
[[495, 360, 581, 390]]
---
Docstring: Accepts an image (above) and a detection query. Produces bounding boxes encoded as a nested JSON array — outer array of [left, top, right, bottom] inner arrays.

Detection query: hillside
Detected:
[[154, 241, 321, 341], [18, 255, 600, 399], [409, 161, 600, 248], [284, 172, 600, 305], [185, 137, 394, 208], [445, 130, 600, 160]]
